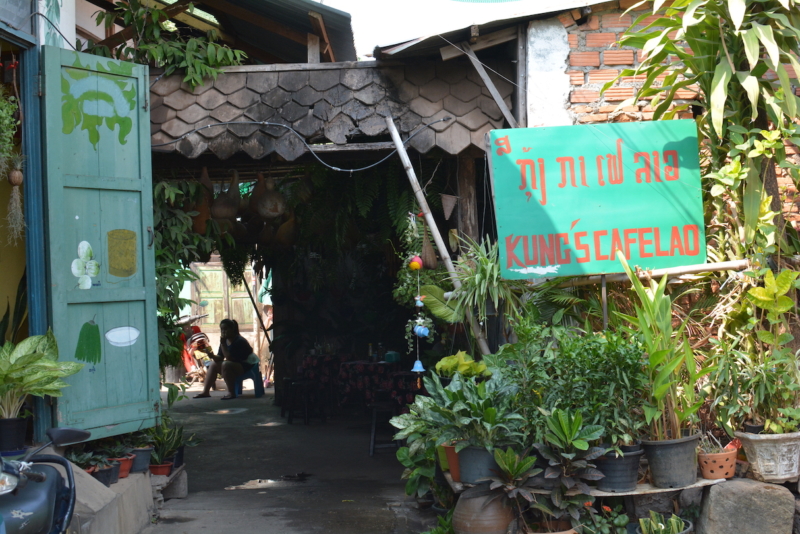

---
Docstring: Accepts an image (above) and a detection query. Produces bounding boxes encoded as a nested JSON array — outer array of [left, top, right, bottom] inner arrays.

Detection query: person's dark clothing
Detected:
[[219, 335, 255, 372]]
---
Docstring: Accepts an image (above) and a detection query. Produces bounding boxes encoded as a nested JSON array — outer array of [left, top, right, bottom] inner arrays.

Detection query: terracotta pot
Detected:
[[148, 462, 173, 476], [84, 466, 97, 474], [452, 486, 513, 534], [698, 448, 737, 479], [256, 174, 286, 219], [109, 454, 135, 479], [443, 443, 461, 483]]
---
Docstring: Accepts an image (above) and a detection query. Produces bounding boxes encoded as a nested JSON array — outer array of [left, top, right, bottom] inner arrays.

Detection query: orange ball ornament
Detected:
[[409, 256, 423, 270]]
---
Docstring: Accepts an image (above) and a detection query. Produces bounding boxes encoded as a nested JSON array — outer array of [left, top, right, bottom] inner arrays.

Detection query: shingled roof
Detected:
[[150, 58, 515, 161]]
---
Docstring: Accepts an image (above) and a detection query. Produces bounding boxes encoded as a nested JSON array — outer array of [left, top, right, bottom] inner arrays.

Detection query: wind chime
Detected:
[[408, 252, 428, 389]]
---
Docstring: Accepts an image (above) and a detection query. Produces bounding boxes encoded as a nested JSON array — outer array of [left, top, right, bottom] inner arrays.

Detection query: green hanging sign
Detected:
[[487, 120, 706, 279]]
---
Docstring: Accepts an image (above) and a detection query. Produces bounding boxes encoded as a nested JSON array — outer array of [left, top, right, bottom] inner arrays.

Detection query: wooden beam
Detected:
[[307, 33, 320, 64], [460, 41, 518, 128], [440, 26, 517, 61], [557, 260, 751, 288], [386, 116, 492, 357], [514, 24, 527, 128], [457, 154, 478, 242], [309, 11, 335, 62], [196, 0, 307, 45], [308, 141, 395, 153], [96, 0, 192, 49], [469, 24, 479, 44], [141, 0, 232, 43], [233, 39, 284, 64]]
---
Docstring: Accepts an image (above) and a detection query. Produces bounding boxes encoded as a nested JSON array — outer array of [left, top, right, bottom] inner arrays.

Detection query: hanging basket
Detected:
[[421, 221, 437, 269], [440, 194, 458, 220]]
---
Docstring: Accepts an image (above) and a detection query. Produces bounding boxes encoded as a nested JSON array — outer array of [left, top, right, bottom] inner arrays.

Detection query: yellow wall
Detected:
[[0, 178, 27, 340]]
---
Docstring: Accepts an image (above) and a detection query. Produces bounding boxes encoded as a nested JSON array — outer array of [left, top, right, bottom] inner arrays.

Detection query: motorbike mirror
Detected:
[[46, 427, 92, 447]]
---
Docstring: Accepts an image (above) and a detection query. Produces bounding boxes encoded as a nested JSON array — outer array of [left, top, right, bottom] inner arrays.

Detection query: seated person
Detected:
[[193, 318, 255, 400]]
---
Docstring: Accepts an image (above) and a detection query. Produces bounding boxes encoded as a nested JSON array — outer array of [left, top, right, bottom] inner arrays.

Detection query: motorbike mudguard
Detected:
[[0, 465, 61, 534]]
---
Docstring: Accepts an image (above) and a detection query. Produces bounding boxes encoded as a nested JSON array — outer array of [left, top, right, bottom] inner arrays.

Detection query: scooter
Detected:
[[0, 427, 91, 534]]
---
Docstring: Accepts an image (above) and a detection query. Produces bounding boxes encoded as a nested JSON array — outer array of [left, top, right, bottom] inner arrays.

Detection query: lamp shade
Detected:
[[411, 360, 425, 373]]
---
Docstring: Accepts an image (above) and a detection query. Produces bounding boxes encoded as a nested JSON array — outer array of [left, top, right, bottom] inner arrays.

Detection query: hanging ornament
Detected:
[[440, 194, 458, 220], [409, 255, 423, 270], [6, 153, 24, 246], [414, 295, 425, 307]]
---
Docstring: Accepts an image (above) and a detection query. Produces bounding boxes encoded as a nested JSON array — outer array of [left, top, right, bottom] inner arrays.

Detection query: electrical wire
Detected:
[[152, 116, 453, 173], [13, 12, 79, 52]]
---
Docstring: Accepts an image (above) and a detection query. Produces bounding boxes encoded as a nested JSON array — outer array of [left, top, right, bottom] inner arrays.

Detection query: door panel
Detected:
[[43, 47, 159, 439]]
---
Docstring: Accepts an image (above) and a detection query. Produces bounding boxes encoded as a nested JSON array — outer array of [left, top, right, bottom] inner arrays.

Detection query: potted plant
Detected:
[[637, 511, 691, 534], [0, 330, 83, 451], [732, 268, 800, 483], [99, 441, 135, 479], [65, 449, 98, 474], [697, 433, 738, 480], [426, 373, 524, 485], [531, 410, 606, 533], [88, 454, 118, 487], [127, 433, 154, 473], [617, 254, 711, 489], [587, 505, 631, 534]]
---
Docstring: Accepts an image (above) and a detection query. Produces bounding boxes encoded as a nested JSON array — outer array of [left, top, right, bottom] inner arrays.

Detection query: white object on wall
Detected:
[[526, 18, 572, 127]]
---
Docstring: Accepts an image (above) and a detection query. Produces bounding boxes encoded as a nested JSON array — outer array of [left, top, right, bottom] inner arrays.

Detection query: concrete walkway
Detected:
[[142, 382, 435, 534]]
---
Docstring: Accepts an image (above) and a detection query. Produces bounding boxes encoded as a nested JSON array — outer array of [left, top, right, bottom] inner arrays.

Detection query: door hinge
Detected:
[[35, 73, 43, 97]]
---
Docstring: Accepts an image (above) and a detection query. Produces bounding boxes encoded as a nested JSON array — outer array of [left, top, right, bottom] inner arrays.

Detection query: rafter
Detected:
[[308, 11, 335, 62], [141, 0, 233, 43], [195, 0, 307, 46]]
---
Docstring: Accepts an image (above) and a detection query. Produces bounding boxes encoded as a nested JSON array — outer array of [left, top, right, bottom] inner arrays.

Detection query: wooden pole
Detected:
[[601, 274, 608, 330], [559, 259, 750, 288], [385, 116, 492, 356]]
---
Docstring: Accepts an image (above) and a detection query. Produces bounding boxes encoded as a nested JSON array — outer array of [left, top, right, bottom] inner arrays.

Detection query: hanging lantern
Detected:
[[409, 255, 423, 270]]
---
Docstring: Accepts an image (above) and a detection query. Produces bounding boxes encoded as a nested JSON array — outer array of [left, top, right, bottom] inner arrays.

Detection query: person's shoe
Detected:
[[193, 393, 211, 398], [220, 395, 236, 400]]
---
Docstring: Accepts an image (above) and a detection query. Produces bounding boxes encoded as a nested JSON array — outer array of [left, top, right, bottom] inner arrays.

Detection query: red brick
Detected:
[[568, 34, 579, 48], [602, 13, 632, 28], [637, 50, 648, 62], [642, 112, 654, 120], [785, 64, 797, 79], [588, 69, 620, 84], [571, 89, 601, 103], [668, 30, 679, 40], [570, 52, 601, 67], [679, 112, 694, 119], [675, 87, 699, 99], [578, 16, 600, 31], [572, 105, 595, 113], [568, 70, 585, 85], [614, 113, 636, 122], [593, 1, 621, 11], [599, 104, 639, 113], [604, 50, 635, 65], [604, 87, 636, 101], [586, 32, 618, 48], [638, 15, 664, 27], [579, 113, 609, 123], [559, 12, 576, 27], [620, 0, 651, 9]]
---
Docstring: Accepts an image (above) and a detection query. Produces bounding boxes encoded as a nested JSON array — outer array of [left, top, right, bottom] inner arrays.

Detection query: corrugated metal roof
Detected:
[[207, 0, 356, 63], [374, 0, 598, 58]]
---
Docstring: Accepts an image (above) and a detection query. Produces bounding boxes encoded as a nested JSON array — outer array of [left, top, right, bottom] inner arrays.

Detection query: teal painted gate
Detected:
[[42, 46, 159, 439]]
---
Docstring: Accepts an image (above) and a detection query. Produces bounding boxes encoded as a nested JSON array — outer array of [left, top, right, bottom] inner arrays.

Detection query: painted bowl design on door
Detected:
[[105, 326, 140, 347]]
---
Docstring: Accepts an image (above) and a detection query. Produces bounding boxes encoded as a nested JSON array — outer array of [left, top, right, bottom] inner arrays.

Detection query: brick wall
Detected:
[[559, 0, 696, 124], [557, 1, 800, 226]]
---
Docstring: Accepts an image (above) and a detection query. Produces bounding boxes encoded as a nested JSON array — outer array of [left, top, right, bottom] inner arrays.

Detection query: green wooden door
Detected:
[[42, 46, 159, 439]]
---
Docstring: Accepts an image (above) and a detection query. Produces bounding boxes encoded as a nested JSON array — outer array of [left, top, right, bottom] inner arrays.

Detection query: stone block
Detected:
[[409, 96, 442, 117], [246, 72, 278, 93], [163, 90, 196, 111], [162, 469, 188, 500], [150, 74, 182, 97], [278, 71, 309, 92], [449, 79, 481, 102], [196, 88, 226, 110], [177, 133, 208, 159], [242, 133, 275, 160], [680, 487, 703, 509], [309, 69, 341, 91], [405, 62, 436, 86], [354, 84, 386, 106], [634, 491, 679, 518], [436, 121, 470, 155], [340, 68, 373, 90], [419, 78, 450, 102], [214, 73, 246, 95], [443, 94, 478, 116], [436, 60, 468, 84], [696, 479, 795, 534], [228, 88, 260, 109], [293, 85, 323, 106]]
